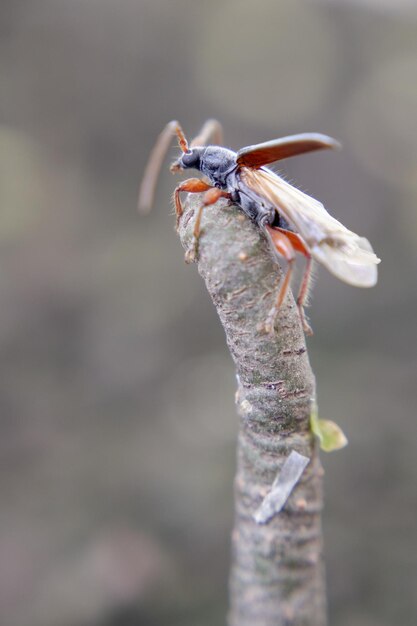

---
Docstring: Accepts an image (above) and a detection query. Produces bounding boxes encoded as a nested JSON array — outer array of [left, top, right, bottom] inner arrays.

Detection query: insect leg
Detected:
[[185, 187, 230, 263], [296, 257, 314, 335], [263, 227, 296, 335], [190, 119, 224, 148], [174, 178, 213, 228], [273, 228, 314, 335], [138, 120, 189, 214]]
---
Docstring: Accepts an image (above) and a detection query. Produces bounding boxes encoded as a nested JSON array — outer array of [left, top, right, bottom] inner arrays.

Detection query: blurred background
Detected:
[[1, 1, 417, 625]]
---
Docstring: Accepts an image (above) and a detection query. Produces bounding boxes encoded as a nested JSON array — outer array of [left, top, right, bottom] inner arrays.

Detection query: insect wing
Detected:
[[241, 167, 380, 287], [236, 133, 341, 169]]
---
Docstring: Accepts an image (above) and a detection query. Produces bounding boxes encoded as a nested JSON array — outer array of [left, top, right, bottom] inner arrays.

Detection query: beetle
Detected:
[[138, 119, 380, 335]]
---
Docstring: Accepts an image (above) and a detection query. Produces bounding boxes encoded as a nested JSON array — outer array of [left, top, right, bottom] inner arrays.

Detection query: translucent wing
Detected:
[[237, 133, 341, 169], [241, 167, 380, 287]]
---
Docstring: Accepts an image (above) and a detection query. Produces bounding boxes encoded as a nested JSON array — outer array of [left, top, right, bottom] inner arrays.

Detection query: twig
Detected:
[[177, 195, 326, 626]]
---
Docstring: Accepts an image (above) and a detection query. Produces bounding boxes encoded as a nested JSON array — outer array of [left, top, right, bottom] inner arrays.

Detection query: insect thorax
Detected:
[[200, 147, 237, 187]]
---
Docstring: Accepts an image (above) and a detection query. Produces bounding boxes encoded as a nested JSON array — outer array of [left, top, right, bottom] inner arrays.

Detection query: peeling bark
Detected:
[[177, 195, 326, 626]]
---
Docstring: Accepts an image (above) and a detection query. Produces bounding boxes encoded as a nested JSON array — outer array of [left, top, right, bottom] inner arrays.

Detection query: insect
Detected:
[[138, 120, 380, 335]]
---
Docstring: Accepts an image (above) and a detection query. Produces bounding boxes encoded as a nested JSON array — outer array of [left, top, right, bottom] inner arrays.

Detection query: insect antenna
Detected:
[[138, 120, 189, 214], [175, 124, 189, 154]]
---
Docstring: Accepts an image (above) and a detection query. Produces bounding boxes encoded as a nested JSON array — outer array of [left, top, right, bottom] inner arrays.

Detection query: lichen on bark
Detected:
[[177, 194, 326, 626]]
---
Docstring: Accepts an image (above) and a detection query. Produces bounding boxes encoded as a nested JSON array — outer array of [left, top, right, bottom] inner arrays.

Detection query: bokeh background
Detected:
[[1, 1, 417, 625]]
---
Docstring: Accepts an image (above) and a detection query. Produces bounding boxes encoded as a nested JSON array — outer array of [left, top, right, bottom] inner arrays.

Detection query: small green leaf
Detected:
[[310, 402, 348, 452]]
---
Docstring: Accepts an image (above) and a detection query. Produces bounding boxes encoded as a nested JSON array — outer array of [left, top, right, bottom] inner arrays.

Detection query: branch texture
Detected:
[[178, 195, 326, 626]]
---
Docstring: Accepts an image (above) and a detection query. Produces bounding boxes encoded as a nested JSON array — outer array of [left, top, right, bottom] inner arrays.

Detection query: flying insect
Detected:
[[138, 120, 380, 335]]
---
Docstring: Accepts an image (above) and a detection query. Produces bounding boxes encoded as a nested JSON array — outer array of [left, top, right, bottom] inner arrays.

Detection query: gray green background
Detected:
[[1, 1, 417, 625]]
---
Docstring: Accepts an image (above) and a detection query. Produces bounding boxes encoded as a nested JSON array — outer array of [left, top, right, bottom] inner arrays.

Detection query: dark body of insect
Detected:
[[177, 146, 283, 229], [138, 120, 380, 335]]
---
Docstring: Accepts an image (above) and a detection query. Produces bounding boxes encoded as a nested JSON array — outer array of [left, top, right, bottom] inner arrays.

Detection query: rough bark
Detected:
[[177, 195, 326, 626]]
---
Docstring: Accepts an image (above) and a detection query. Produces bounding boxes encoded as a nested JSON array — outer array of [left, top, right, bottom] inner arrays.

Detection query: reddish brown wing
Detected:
[[236, 133, 341, 169]]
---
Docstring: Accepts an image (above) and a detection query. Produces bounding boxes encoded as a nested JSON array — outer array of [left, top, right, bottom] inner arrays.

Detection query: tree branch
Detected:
[[177, 194, 326, 626]]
